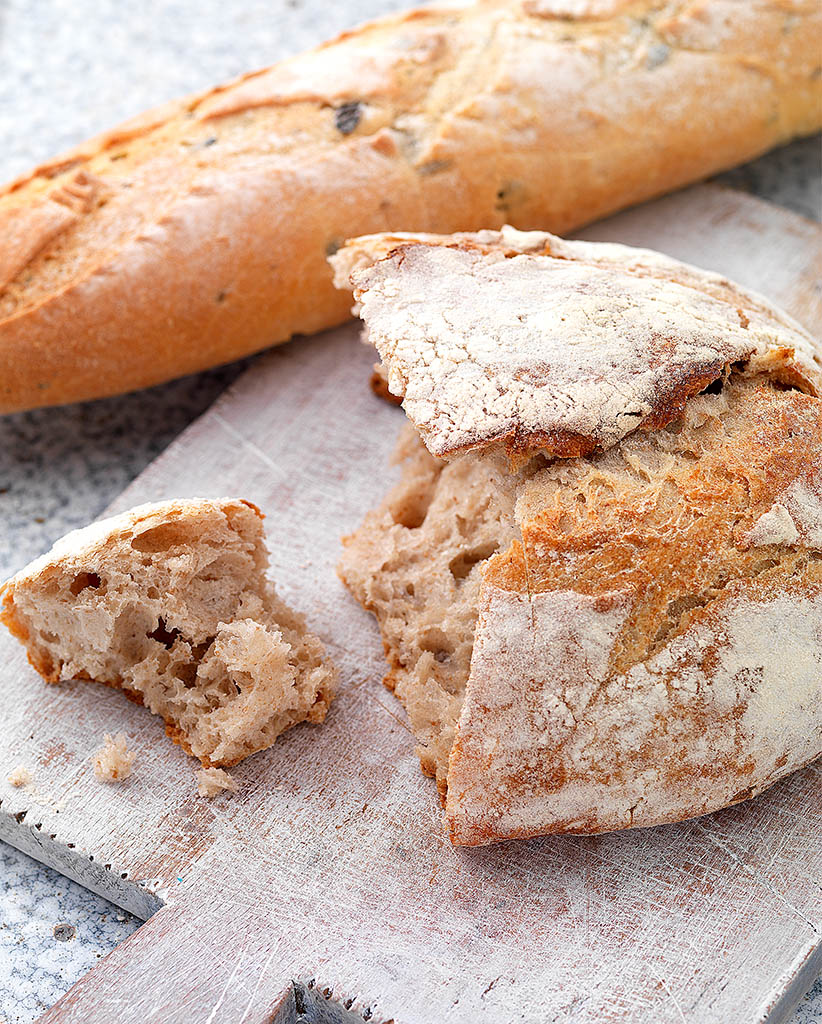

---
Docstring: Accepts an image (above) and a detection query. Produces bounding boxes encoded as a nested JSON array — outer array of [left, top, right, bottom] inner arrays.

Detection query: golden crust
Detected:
[[444, 381, 822, 843], [1, 0, 821, 411]]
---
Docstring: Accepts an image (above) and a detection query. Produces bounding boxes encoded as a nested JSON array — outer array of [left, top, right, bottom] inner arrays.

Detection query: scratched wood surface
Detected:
[[0, 185, 820, 1024]]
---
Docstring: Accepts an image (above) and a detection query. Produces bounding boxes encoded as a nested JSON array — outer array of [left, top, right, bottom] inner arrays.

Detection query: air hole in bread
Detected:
[[449, 543, 499, 581], [700, 377, 725, 397], [147, 617, 182, 649], [171, 661, 199, 688], [69, 571, 102, 596], [389, 487, 436, 529], [130, 522, 189, 553], [419, 628, 455, 661]]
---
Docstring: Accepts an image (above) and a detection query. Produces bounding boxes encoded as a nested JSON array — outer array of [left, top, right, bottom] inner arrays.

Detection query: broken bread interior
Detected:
[[1, 498, 336, 767], [335, 229, 822, 845], [340, 426, 524, 794]]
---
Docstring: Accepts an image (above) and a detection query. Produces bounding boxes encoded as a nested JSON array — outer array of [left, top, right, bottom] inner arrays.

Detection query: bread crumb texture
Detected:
[[7, 765, 32, 788], [0, 498, 337, 768], [197, 766, 238, 799], [93, 733, 136, 783], [335, 228, 822, 460], [338, 235, 822, 843]]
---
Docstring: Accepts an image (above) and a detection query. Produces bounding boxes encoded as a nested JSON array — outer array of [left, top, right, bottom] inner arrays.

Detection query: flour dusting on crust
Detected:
[[334, 229, 821, 460], [747, 476, 822, 549], [447, 581, 822, 845]]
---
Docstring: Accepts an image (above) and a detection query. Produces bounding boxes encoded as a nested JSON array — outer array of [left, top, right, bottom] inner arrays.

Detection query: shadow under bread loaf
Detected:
[[335, 228, 822, 845], [1, 0, 820, 412]]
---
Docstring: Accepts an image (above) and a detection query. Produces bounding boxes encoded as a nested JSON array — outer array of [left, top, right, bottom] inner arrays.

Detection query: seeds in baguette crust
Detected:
[[1, 1, 821, 411], [334, 101, 363, 135], [340, 377, 822, 816], [0, 499, 337, 768]]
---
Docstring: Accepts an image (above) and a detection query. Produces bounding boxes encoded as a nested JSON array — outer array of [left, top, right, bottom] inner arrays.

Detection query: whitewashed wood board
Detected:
[[0, 185, 820, 1024]]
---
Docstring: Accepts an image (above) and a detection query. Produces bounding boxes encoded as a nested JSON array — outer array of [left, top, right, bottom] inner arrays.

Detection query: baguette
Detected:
[[1, 0, 820, 413], [335, 229, 822, 844]]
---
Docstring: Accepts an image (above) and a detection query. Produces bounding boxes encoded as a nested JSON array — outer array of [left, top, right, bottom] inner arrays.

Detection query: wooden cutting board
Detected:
[[1, 185, 820, 1024]]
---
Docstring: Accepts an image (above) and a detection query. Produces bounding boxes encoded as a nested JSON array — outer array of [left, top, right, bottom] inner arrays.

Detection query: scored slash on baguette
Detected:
[[0, 498, 337, 768], [0, 0, 820, 411], [335, 231, 822, 845]]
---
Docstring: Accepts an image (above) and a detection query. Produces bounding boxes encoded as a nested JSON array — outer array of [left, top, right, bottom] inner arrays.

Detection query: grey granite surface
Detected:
[[0, 844, 139, 1024], [0, 0, 820, 1021]]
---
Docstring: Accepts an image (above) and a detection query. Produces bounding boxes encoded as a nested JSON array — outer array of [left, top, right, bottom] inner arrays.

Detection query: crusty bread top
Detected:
[[332, 227, 822, 460], [0, 498, 263, 596], [4, 0, 818, 318]]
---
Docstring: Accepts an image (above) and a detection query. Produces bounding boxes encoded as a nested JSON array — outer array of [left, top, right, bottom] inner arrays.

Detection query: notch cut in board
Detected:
[[0, 186, 819, 1024]]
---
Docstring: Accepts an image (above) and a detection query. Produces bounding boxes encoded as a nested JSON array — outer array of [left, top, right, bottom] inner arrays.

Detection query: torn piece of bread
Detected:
[[336, 232, 822, 845], [197, 767, 238, 799], [331, 228, 822, 461], [1, 498, 337, 767], [93, 733, 136, 782]]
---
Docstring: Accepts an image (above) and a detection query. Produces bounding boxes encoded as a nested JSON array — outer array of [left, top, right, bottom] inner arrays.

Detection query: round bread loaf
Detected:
[[336, 229, 822, 844]]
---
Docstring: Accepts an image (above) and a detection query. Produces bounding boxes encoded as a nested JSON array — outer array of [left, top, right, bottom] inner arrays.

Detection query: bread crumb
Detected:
[[93, 733, 136, 782], [7, 766, 32, 788], [197, 767, 238, 799]]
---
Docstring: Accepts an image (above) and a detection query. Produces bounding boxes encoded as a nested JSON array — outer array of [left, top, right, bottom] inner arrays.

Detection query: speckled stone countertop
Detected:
[[0, 1, 820, 1021]]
